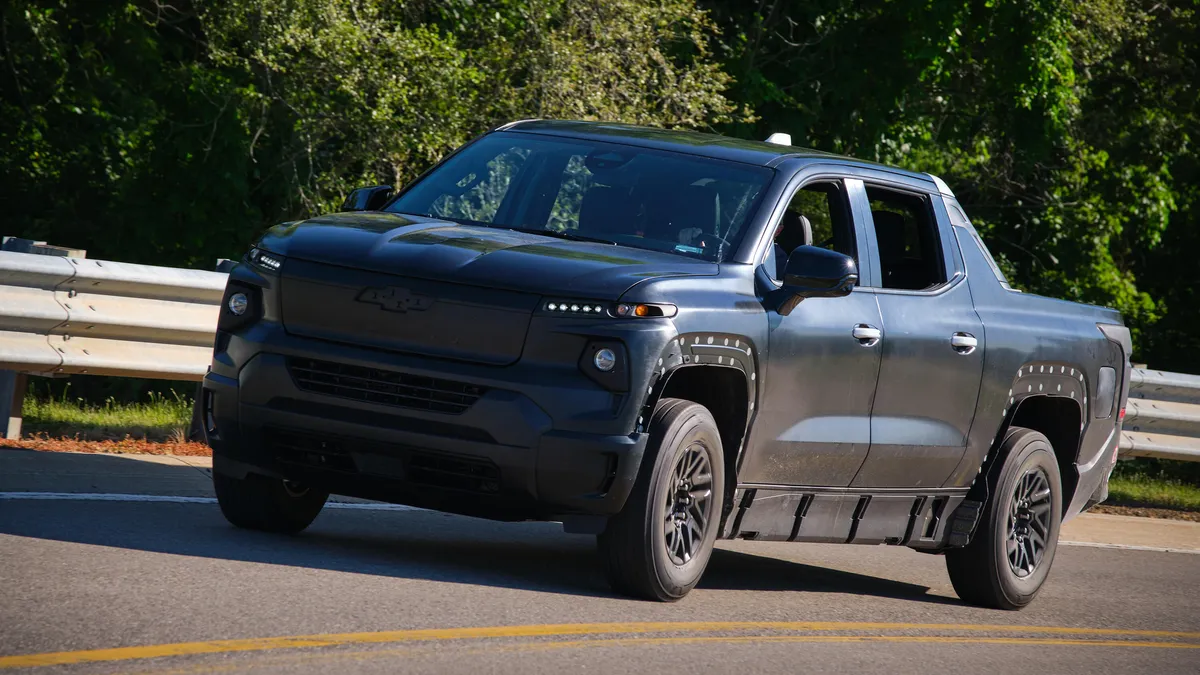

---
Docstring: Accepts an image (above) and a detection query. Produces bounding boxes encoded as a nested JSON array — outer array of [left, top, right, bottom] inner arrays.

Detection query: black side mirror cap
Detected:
[[341, 185, 394, 212], [782, 245, 858, 298]]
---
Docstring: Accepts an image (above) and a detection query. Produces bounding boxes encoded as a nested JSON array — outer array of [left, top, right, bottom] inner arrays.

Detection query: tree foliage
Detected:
[[707, 0, 1197, 353], [1, 0, 1197, 367]]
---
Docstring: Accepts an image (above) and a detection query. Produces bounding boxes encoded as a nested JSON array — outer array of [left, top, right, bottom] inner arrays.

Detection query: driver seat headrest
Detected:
[[780, 211, 813, 247]]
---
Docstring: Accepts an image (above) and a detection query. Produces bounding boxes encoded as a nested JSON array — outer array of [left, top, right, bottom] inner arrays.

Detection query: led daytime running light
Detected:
[[249, 248, 284, 271], [544, 300, 606, 314]]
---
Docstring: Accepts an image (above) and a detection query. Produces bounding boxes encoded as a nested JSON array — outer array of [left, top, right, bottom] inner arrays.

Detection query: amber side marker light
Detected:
[[615, 303, 677, 318]]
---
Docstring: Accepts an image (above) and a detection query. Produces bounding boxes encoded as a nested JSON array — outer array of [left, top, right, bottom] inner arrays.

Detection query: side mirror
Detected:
[[340, 185, 394, 212], [783, 245, 858, 298]]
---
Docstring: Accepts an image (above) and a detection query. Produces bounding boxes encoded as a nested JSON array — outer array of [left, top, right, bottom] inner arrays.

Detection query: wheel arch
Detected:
[[968, 361, 1088, 520], [643, 332, 759, 529], [1007, 395, 1084, 509], [949, 362, 1088, 548]]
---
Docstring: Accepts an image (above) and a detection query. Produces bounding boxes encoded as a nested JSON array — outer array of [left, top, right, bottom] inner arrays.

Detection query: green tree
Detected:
[[3, 0, 1199, 373], [200, 0, 742, 216], [705, 0, 1197, 353], [1, 1, 258, 267]]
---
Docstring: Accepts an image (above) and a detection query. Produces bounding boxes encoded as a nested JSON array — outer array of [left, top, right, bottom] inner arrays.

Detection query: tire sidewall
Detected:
[[646, 407, 725, 597], [990, 437, 1062, 605]]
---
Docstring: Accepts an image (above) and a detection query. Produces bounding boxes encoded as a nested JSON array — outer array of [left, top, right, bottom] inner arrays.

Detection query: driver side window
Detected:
[[764, 181, 857, 282]]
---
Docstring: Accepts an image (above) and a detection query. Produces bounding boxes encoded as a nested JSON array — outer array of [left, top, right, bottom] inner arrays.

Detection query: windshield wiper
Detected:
[[507, 227, 618, 246]]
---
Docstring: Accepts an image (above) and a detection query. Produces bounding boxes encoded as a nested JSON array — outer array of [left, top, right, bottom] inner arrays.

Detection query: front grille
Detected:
[[267, 427, 501, 493], [288, 358, 486, 415], [273, 430, 357, 473], [408, 453, 501, 493]]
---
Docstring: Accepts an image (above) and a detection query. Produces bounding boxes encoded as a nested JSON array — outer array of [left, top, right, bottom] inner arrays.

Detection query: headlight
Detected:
[[248, 247, 284, 272], [578, 341, 627, 391], [217, 283, 261, 333], [593, 348, 617, 372], [227, 292, 249, 316]]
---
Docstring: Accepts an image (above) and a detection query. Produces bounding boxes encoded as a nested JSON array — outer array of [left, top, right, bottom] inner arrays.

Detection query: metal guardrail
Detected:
[[0, 250, 226, 380], [1119, 369, 1200, 462], [0, 247, 1199, 461]]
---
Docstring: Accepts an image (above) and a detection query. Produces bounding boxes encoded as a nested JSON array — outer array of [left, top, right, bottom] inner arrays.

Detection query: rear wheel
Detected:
[[598, 398, 725, 601], [946, 427, 1062, 610], [213, 472, 329, 534]]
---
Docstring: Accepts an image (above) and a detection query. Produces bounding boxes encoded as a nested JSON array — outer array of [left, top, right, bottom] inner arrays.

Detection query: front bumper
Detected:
[[203, 324, 662, 521]]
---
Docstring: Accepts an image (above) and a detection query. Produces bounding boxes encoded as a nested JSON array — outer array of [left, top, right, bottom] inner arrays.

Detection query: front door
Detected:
[[851, 184, 985, 488], [739, 178, 883, 487]]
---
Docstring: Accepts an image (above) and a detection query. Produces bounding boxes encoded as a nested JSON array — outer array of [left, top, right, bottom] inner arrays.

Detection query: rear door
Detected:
[[848, 180, 985, 488]]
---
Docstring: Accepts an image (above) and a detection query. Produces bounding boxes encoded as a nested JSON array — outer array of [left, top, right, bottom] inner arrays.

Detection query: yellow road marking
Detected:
[[493, 634, 1200, 655], [128, 633, 1200, 675], [3, 621, 1198, 669]]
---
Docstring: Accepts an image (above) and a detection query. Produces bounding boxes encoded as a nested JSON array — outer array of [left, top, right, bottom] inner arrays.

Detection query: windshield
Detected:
[[386, 132, 772, 262]]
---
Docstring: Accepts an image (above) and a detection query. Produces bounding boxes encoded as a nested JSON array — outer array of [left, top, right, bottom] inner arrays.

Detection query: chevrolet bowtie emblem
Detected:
[[356, 286, 434, 313]]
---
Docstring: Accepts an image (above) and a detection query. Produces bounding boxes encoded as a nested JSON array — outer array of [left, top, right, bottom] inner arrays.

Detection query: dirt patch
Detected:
[[1091, 504, 1200, 522], [0, 435, 212, 457]]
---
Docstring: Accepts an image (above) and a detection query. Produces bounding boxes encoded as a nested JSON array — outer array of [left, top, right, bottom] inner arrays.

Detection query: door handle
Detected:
[[951, 332, 978, 354], [852, 324, 882, 346]]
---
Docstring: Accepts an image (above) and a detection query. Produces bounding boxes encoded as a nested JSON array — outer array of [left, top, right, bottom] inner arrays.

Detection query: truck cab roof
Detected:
[[500, 120, 951, 195]]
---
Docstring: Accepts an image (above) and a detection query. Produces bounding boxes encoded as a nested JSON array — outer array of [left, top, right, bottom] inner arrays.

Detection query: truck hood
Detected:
[[258, 212, 717, 300]]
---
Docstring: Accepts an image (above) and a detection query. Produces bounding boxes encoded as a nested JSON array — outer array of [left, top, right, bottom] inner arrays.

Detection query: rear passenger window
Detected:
[[865, 187, 946, 291], [946, 200, 1011, 289]]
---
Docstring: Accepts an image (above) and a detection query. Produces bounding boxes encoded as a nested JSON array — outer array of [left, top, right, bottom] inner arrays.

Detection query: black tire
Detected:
[[213, 472, 329, 534], [598, 398, 725, 601], [946, 427, 1062, 610]]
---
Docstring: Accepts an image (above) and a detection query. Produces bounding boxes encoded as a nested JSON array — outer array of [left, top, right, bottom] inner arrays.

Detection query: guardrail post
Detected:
[[0, 371, 26, 439], [1, 237, 87, 439]]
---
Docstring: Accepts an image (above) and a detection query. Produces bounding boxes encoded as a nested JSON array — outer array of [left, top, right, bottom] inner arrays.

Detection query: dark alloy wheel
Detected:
[[214, 471, 329, 534], [663, 444, 715, 565], [598, 398, 725, 602], [1006, 467, 1053, 578], [946, 427, 1062, 610]]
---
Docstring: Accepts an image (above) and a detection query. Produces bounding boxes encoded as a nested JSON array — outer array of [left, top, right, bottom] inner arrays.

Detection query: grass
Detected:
[[22, 387, 194, 442], [1107, 458, 1200, 512]]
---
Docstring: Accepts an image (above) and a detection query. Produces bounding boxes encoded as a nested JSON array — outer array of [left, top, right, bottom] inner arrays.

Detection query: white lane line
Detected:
[[1059, 540, 1200, 555], [0, 492, 217, 504], [0, 492, 421, 512]]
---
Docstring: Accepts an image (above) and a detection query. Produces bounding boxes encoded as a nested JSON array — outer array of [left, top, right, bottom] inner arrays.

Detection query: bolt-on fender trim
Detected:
[[638, 332, 760, 436], [944, 362, 1088, 548]]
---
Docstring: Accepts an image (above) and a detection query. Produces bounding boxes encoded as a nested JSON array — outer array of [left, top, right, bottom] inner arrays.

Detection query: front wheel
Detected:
[[598, 398, 725, 601], [214, 472, 329, 534], [946, 427, 1062, 610]]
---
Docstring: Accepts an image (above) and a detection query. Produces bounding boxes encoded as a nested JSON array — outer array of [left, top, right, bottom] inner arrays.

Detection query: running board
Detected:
[[722, 486, 967, 548]]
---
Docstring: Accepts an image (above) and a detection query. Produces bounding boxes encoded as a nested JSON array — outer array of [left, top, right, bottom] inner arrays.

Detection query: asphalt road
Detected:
[[1, 449, 1198, 674]]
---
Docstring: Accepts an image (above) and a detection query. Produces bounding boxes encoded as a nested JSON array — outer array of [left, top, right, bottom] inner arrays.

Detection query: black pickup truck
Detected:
[[203, 121, 1132, 609]]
